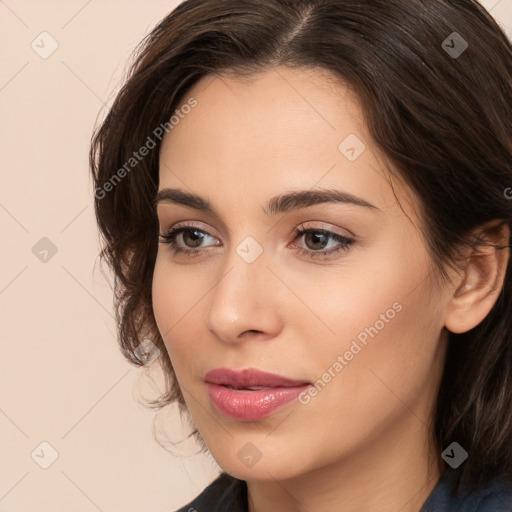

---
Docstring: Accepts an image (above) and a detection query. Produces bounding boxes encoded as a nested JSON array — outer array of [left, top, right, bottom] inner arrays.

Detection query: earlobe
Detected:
[[444, 220, 510, 334]]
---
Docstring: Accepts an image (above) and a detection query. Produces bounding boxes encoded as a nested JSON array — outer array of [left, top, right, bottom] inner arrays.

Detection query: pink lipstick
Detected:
[[205, 368, 311, 421]]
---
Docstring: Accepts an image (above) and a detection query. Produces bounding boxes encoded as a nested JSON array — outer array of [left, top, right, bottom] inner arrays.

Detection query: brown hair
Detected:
[[90, 0, 512, 494]]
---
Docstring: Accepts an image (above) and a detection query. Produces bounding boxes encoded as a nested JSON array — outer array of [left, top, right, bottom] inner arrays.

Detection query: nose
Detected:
[[204, 244, 283, 344]]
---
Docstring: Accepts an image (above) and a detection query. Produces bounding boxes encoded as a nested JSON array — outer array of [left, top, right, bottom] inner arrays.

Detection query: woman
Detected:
[[90, 1, 512, 510]]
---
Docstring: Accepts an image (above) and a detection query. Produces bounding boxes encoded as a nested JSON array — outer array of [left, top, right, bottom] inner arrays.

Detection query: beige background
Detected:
[[1, 1, 511, 511]]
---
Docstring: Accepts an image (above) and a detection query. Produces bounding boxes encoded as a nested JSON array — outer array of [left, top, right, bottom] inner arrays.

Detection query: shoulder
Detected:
[[472, 479, 512, 511], [174, 472, 247, 512], [420, 469, 512, 512]]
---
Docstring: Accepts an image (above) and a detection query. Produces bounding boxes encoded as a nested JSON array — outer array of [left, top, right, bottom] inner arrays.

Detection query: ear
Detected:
[[444, 220, 510, 334]]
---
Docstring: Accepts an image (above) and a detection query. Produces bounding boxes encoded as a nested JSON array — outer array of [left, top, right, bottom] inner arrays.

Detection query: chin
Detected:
[[213, 453, 309, 482]]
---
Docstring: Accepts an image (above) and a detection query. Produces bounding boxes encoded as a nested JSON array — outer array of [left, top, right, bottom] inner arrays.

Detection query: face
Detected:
[[152, 66, 450, 482]]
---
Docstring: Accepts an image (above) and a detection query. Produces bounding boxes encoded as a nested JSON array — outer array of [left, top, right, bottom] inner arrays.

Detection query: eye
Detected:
[[159, 225, 220, 257], [290, 223, 354, 260]]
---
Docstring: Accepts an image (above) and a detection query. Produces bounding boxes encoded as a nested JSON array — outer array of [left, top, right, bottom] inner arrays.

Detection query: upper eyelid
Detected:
[[163, 221, 219, 239], [155, 197, 370, 240]]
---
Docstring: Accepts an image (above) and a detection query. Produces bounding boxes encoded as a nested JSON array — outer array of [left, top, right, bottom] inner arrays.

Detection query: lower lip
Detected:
[[206, 383, 309, 421]]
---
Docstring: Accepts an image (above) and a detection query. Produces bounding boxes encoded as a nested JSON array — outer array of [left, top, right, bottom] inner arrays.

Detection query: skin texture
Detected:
[[152, 66, 509, 512]]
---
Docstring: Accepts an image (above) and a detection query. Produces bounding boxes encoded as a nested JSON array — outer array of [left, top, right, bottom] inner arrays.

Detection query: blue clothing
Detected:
[[420, 468, 512, 511], [175, 468, 512, 511]]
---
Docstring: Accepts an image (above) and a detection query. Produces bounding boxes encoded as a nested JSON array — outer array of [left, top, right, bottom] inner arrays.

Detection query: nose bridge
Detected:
[[204, 237, 281, 342]]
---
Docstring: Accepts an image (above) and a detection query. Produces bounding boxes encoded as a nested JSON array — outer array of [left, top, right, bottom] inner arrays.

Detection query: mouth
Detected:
[[204, 368, 312, 421]]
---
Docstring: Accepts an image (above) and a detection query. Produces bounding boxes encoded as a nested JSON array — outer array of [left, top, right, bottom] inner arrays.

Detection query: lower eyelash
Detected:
[[158, 226, 354, 259]]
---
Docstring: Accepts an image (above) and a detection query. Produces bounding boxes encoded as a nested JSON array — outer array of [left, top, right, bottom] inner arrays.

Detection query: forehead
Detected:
[[158, 66, 417, 222], [162, 66, 364, 159], [168, 66, 365, 149]]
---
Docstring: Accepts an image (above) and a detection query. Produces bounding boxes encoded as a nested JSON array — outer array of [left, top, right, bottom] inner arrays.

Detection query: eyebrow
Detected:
[[154, 188, 380, 216]]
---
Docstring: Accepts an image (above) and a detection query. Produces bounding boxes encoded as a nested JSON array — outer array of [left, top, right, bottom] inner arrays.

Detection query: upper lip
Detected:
[[204, 368, 311, 388]]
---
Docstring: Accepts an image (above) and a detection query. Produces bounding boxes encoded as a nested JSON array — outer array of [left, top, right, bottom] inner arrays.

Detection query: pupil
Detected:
[[306, 232, 327, 250]]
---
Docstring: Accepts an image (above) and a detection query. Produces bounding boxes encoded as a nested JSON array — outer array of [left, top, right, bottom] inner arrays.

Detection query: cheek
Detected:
[[151, 254, 205, 364], [290, 237, 431, 356], [278, 258, 443, 474], [302, 246, 443, 424]]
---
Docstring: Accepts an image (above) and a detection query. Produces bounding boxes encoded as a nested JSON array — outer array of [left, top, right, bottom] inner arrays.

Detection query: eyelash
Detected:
[[159, 223, 354, 260]]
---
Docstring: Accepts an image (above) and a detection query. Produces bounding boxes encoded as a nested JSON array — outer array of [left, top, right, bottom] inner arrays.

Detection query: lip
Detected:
[[205, 368, 311, 421]]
